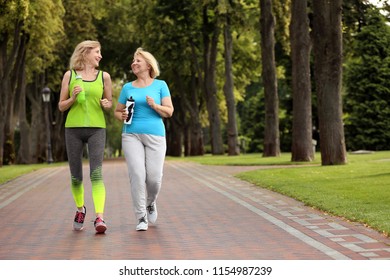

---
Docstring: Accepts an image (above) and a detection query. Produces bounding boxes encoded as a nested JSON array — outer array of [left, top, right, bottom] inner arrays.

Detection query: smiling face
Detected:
[[85, 47, 102, 68], [131, 54, 150, 77]]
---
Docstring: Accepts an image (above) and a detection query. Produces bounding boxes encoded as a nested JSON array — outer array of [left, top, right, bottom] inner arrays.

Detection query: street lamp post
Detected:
[[42, 87, 54, 164]]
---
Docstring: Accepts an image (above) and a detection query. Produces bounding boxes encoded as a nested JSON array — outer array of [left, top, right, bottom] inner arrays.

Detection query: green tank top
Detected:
[[65, 69, 106, 128]]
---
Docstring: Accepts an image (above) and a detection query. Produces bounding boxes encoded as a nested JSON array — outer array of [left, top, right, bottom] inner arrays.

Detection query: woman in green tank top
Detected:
[[58, 40, 112, 234]]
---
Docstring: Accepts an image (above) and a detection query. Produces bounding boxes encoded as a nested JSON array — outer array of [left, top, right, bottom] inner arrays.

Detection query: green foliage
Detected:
[[25, 0, 65, 75], [344, 7, 390, 151], [0, 0, 29, 32], [237, 82, 265, 152], [62, 0, 98, 46], [53, 0, 100, 75], [94, 0, 139, 78], [46, 0, 102, 92], [273, 0, 291, 55]]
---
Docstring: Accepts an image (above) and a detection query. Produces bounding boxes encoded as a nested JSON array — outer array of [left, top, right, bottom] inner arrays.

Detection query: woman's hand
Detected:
[[100, 98, 112, 110], [146, 95, 156, 109], [114, 103, 127, 122], [72, 85, 82, 99], [146, 95, 174, 118], [120, 108, 128, 121]]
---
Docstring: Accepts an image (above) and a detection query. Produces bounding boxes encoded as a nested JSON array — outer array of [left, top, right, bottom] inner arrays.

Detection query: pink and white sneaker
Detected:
[[73, 206, 86, 231], [94, 217, 107, 234]]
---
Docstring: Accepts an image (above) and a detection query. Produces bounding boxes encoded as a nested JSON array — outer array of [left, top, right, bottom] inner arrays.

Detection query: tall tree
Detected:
[[312, 0, 347, 165], [221, 0, 240, 155], [157, 0, 206, 156], [203, 1, 224, 155], [290, 0, 313, 161], [344, 7, 390, 151], [260, 0, 280, 157], [186, 41, 206, 156], [18, 0, 65, 164], [0, 1, 29, 166]]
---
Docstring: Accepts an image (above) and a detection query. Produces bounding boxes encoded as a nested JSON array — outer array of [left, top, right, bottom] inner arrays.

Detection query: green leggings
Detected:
[[65, 128, 106, 214]]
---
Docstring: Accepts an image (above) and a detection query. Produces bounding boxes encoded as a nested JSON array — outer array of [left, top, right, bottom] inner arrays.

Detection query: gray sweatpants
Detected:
[[122, 133, 166, 219]]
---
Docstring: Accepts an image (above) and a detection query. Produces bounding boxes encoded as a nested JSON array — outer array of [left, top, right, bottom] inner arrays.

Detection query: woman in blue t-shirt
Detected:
[[114, 48, 174, 231]]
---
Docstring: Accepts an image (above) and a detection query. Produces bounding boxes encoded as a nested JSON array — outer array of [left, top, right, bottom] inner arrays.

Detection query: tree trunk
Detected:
[[16, 38, 31, 164], [28, 79, 46, 163], [203, 5, 224, 155], [51, 85, 67, 162], [187, 43, 205, 156], [165, 83, 183, 157], [1, 20, 24, 165], [290, 0, 314, 162], [223, 16, 240, 156], [183, 86, 205, 156], [260, 0, 280, 157], [312, 0, 347, 165], [166, 118, 182, 157], [52, 109, 66, 162]]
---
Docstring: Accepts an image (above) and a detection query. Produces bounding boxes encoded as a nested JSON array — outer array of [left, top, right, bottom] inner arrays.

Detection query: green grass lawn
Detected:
[[0, 163, 64, 185], [168, 152, 320, 166], [176, 151, 390, 236]]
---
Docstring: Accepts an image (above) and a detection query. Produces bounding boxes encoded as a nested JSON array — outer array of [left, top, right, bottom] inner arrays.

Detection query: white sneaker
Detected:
[[136, 216, 148, 231], [147, 203, 158, 224]]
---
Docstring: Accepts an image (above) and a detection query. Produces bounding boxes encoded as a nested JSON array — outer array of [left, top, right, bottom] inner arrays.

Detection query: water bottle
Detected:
[[73, 75, 85, 103], [124, 96, 135, 124]]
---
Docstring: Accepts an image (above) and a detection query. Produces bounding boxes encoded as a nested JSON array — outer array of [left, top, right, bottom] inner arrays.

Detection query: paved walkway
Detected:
[[0, 158, 389, 260]]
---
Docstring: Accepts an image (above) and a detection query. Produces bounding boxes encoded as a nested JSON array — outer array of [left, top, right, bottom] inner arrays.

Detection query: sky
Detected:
[[368, 0, 386, 7]]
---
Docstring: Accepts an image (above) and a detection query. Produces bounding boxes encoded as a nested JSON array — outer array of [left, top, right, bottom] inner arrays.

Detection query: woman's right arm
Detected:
[[114, 102, 127, 122], [58, 71, 77, 112]]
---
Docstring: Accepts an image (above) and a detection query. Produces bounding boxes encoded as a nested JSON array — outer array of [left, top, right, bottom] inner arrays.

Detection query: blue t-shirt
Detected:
[[118, 79, 171, 136]]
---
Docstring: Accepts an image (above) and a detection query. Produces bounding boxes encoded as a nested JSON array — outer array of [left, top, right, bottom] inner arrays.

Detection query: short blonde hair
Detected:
[[134, 47, 160, 78], [70, 40, 101, 70]]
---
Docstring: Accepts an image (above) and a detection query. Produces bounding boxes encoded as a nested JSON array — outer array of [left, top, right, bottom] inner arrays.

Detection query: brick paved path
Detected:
[[0, 159, 389, 260]]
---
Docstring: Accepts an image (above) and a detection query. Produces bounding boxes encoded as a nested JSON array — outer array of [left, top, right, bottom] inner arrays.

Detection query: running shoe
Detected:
[[73, 206, 86, 231], [147, 203, 158, 224], [136, 216, 148, 231], [94, 217, 107, 234]]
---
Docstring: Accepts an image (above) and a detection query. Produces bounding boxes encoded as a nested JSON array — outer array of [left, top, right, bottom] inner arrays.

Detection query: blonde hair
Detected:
[[69, 40, 101, 70], [134, 47, 160, 78]]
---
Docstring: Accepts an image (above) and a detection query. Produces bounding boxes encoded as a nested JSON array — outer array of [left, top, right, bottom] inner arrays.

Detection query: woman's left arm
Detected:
[[100, 71, 113, 110], [146, 95, 174, 118]]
